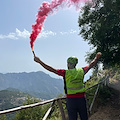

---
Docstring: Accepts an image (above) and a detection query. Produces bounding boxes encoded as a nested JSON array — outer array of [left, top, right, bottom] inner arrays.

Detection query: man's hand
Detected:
[[85, 52, 102, 74], [32, 51, 41, 63], [34, 56, 41, 63], [96, 52, 102, 60]]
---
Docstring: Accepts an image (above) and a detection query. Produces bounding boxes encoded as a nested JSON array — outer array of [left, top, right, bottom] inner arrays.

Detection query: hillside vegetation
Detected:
[[0, 89, 28, 120], [0, 89, 28, 111], [89, 87, 120, 120], [87, 68, 120, 120]]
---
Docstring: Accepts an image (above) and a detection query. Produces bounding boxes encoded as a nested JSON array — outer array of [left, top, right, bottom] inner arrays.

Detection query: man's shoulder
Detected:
[[57, 69, 65, 77], [82, 66, 89, 74]]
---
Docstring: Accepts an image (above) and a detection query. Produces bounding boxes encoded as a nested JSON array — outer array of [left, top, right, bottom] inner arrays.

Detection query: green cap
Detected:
[[67, 56, 78, 64]]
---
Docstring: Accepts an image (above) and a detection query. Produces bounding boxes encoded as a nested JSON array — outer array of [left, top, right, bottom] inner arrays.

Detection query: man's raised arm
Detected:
[[84, 52, 102, 74], [33, 53, 58, 75]]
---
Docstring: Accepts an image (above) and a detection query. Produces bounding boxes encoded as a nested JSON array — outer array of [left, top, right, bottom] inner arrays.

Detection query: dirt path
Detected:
[[89, 86, 120, 120], [89, 104, 120, 120]]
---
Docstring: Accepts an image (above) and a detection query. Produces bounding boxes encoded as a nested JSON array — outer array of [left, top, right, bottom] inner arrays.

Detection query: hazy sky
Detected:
[[0, 0, 92, 80]]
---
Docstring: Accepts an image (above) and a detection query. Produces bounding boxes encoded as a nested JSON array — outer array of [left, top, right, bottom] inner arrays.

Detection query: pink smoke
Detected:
[[30, 0, 92, 50]]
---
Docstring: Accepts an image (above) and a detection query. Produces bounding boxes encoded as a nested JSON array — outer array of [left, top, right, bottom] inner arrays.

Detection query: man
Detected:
[[33, 52, 102, 120]]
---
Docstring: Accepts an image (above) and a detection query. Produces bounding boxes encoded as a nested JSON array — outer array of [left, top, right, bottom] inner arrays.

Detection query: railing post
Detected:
[[89, 83, 100, 113], [43, 101, 55, 120], [57, 99, 66, 120]]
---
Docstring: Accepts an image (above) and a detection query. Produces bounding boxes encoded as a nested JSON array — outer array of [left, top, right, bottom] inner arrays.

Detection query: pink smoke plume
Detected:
[[30, 0, 92, 50]]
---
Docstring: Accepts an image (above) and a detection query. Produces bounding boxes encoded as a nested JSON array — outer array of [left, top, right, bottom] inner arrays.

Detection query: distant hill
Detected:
[[0, 89, 28, 111], [0, 71, 64, 99], [0, 89, 29, 120]]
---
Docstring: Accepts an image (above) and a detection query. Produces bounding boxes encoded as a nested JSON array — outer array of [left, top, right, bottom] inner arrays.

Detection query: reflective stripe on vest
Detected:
[[67, 85, 85, 90], [65, 68, 85, 94]]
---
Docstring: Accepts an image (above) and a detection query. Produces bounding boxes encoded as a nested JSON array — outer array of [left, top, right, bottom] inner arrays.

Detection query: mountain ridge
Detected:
[[0, 71, 64, 99]]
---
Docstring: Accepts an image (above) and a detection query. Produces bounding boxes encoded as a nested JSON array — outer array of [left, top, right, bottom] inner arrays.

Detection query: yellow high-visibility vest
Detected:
[[65, 68, 85, 94]]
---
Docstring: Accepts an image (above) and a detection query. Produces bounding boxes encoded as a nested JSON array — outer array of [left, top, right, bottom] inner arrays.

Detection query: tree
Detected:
[[78, 0, 120, 68], [0, 115, 7, 120], [14, 96, 48, 120]]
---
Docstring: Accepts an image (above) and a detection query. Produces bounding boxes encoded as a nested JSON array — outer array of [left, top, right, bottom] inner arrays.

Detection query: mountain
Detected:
[[0, 89, 28, 111], [0, 89, 30, 120], [0, 71, 64, 99]]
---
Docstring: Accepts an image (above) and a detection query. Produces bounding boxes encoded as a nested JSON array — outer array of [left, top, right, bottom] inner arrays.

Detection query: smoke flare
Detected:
[[30, 0, 92, 50]]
